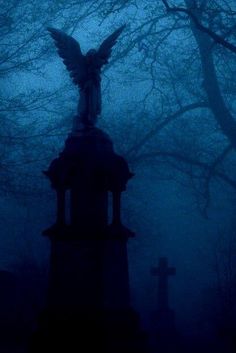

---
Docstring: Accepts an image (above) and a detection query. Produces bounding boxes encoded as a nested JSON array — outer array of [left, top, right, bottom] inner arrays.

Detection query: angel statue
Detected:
[[48, 25, 125, 129]]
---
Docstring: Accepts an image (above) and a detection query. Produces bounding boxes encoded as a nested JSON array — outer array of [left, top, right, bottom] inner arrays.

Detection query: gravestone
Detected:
[[151, 257, 176, 315], [0, 270, 20, 351], [151, 257, 179, 353], [0, 270, 17, 329]]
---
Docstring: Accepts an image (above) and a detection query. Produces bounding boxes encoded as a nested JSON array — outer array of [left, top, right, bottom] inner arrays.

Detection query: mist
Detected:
[[1, 1, 236, 352]]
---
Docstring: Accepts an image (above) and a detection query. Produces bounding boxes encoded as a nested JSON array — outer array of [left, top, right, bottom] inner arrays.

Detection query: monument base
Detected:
[[29, 236, 149, 353], [151, 309, 181, 353], [29, 308, 148, 353]]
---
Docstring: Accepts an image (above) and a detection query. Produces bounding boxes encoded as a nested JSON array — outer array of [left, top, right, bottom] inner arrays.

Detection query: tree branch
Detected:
[[202, 144, 233, 216], [126, 101, 208, 158], [131, 149, 236, 191], [162, 0, 236, 54]]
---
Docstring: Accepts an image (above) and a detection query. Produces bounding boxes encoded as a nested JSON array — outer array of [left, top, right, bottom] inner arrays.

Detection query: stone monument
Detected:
[[30, 26, 148, 353]]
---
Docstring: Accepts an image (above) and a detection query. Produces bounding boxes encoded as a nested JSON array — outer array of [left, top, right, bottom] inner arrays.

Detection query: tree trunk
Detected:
[[185, 0, 236, 150]]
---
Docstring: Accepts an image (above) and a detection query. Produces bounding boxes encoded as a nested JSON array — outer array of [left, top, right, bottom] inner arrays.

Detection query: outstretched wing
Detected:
[[47, 27, 86, 86], [97, 25, 125, 66]]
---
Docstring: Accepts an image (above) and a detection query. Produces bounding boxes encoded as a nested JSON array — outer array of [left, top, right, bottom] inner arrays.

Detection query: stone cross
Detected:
[[151, 257, 176, 311]]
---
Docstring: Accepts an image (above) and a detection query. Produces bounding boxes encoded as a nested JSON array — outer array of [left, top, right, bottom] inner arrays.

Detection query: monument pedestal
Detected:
[[30, 128, 148, 353]]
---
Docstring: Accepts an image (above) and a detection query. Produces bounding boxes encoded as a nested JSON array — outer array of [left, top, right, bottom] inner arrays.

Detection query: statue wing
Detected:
[[97, 25, 125, 66], [47, 27, 86, 86]]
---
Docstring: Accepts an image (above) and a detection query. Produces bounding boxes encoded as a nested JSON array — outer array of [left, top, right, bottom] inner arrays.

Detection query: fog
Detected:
[[1, 0, 236, 352]]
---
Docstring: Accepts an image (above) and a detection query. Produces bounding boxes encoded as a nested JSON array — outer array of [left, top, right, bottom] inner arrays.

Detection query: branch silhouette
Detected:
[[162, 0, 236, 54]]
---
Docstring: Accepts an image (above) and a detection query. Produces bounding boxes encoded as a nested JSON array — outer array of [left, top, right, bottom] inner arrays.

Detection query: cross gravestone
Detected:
[[151, 257, 176, 313], [151, 257, 178, 352]]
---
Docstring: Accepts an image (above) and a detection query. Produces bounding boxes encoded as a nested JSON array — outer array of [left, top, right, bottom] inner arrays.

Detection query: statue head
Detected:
[[86, 49, 97, 57]]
